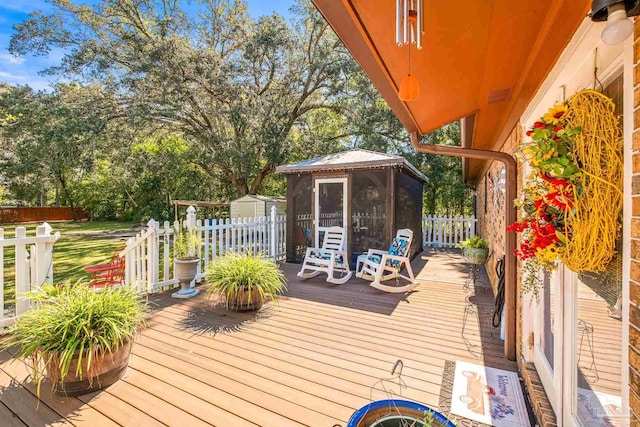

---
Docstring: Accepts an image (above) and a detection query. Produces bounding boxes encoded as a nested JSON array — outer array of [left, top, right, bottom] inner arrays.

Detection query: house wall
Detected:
[[475, 128, 522, 294], [476, 17, 634, 427], [475, 127, 555, 424]]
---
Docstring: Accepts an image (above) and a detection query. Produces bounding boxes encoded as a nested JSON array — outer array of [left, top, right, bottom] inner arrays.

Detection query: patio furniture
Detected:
[[355, 229, 417, 293], [85, 249, 125, 289], [297, 226, 353, 284]]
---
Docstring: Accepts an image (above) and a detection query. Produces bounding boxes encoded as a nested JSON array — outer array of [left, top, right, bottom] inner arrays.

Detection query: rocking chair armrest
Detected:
[[305, 248, 344, 260], [367, 249, 389, 257], [380, 254, 410, 264], [305, 247, 332, 255]]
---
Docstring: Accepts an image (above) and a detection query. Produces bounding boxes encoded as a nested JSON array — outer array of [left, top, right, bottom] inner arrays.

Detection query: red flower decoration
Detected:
[[539, 172, 570, 189], [546, 192, 573, 211], [534, 121, 545, 129]]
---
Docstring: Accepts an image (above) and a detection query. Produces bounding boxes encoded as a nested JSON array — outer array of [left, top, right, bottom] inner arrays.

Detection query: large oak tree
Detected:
[[10, 0, 358, 196]]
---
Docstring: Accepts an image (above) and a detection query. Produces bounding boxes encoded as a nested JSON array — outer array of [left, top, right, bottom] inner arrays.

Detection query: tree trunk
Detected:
[[57, 173, 78, 221], [234, 178, 249, 197], [248, 164, 275, 195]]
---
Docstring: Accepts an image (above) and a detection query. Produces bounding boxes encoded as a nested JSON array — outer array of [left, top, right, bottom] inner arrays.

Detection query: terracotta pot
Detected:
[[226, 287, 263, 312], [174, 258, 200, 291], [45, 341, 132, 396]]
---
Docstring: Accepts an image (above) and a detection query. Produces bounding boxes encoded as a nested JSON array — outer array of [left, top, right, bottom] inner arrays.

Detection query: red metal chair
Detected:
[[85, 249, 125, 289]]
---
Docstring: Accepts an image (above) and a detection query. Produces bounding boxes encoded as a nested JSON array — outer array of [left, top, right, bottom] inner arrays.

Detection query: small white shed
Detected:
[[230, 195, 286, 219]]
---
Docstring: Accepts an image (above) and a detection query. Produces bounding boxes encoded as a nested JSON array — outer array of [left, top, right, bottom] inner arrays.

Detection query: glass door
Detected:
[[534, 268, 564, 416], [314, 178, 348, 247]]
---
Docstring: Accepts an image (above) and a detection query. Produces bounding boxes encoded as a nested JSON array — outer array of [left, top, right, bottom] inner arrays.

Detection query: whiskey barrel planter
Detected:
[[227, 287, 263, 312], [45, 342, 132, 396]]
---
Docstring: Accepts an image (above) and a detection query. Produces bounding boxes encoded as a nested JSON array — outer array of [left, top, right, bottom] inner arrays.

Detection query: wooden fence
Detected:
[[0, 207, 88, 223], [120, 206, 287, 294], [0, 223, 60, 331], [423, 215, 477, 248]]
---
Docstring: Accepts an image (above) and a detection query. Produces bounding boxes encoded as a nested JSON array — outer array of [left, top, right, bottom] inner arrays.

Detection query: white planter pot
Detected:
[[173, 258, 200, 298]]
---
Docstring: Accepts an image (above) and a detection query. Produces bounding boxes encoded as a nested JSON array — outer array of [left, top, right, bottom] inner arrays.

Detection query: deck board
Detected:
[[0, 251, 517, 426]]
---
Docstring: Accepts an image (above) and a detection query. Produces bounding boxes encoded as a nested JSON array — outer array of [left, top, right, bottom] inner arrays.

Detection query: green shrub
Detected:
[[205, 253, 287, 308], [457, 236, 489, 249], [4, 284, 146, 396]]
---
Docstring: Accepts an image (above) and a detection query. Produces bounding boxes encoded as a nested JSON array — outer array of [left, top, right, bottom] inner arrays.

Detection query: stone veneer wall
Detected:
[[629, 17, 640, 425]]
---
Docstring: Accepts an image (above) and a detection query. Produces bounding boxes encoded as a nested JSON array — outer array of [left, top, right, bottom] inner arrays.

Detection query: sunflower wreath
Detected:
[[509, 90, 622, 296]]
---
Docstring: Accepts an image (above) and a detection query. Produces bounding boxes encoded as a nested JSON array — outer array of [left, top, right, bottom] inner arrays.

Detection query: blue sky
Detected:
[[0, 0, 295, 90]]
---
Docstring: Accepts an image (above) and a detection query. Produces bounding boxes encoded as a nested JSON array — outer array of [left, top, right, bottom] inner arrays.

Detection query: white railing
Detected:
[[423, 215, 476, 248], [319, 212, 342, 227], [296, 213, 313, 230], [121, 206, 286, 294], [0, 223, 60, 330]]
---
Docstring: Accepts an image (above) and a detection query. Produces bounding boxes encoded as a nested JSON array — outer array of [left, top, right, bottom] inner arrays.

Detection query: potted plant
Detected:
[[205, 253, 287, 311], [457, 236, 489, 264], [4, 284, 145, 397], [173, 227, 201, 298]]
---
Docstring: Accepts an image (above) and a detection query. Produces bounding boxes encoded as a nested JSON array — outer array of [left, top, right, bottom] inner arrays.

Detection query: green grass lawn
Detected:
[[1, 221, 137, 301]]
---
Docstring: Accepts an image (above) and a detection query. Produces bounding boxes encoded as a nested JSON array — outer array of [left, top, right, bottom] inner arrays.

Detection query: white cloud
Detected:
[[0, 71, 26, 80], [0, 71, 52, 91], [0, 53, 25, 65]]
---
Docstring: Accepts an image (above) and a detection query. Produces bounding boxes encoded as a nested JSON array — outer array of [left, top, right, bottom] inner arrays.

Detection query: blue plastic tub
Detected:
[[347, 399, 456, 427]]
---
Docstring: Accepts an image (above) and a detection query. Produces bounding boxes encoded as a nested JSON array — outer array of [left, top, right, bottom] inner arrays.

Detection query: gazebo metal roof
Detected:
[[276, 149, 428, 183]]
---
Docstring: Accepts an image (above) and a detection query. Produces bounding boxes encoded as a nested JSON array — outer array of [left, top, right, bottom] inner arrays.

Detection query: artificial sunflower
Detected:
[[543, 103, 568, 125]]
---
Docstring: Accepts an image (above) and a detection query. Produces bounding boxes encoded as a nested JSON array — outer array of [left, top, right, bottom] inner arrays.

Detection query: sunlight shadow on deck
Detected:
[[180, 303, 274, 336], [278, 262, 414, 315]]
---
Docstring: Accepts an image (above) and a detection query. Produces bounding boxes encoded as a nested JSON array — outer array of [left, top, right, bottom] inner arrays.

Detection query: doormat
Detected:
[[578, 388, 624, 426], [451, 361, 530, 427]]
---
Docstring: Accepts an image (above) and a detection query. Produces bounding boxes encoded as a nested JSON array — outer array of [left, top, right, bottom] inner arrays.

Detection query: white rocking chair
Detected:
[[356, 229, 417, 293], [297, 226, 353, 284]]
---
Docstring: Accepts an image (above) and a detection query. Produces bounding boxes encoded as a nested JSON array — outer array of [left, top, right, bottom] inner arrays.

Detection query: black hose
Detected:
[[493, 257, 505, 328]]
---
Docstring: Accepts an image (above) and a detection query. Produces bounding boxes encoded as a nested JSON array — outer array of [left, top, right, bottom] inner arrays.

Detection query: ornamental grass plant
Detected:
[[205, 253, 287, 310], [174, 228, 201, 260], [4, 283, 146, 396], [456, 236, 489, 249]]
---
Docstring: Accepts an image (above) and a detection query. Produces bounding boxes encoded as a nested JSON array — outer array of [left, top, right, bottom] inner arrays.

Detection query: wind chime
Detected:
[[396, 0, 424, 101]]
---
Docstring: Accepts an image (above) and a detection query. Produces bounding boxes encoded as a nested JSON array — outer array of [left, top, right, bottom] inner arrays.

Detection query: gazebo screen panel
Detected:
[[289, 174, 313, 263], [394, 171, 424, 257], [351, 171, 389, 255]]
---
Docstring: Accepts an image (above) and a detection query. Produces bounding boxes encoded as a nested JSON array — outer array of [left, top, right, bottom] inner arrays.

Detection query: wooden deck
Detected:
[[0, 250, 517, 426]]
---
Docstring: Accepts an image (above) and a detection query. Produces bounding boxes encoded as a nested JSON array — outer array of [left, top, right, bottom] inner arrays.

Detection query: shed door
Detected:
[[314, 178, 347, 247], [238, 202, 257, 219]]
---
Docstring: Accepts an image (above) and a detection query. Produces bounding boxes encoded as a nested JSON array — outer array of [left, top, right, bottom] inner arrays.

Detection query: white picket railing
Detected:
[[121, 206, 286, 294], [0, 223, 60, 331], [422, 215, 476, 248], [319, 212, 342, 228]]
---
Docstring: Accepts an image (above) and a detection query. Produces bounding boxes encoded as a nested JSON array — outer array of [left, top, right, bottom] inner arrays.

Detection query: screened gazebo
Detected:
[[276, 149, 427, 265]]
